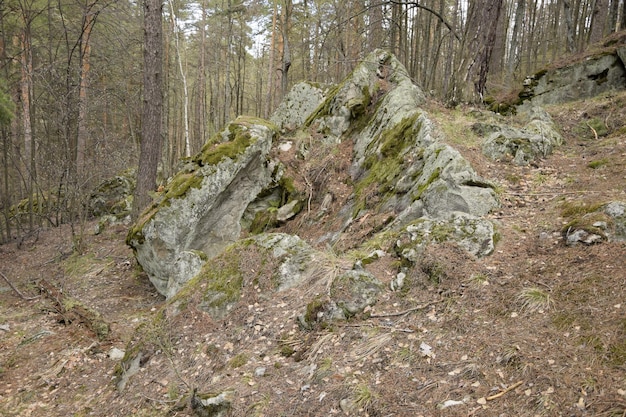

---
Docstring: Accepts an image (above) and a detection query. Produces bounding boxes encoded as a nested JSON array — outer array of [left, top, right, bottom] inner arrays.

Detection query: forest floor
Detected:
[[1, 91, 626, 417]]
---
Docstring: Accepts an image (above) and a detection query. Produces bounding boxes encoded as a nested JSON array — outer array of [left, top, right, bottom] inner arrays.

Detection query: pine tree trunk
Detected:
[[133, 0, 163, 219], [589, 0, 609, 43], [77, 12, 96, 177]]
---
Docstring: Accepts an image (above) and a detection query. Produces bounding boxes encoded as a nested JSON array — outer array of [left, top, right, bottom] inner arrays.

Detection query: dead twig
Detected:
[[504, 190, 602, 196], [369, 299, 443, 318], [0, 270, 40, 300], [486, 380, 524, 401], [304, 175, 313, 214], [586, 122, 599, 140]]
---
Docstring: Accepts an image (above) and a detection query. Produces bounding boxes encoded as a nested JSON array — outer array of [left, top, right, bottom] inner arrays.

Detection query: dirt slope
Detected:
[[1, 91, 626, 417]]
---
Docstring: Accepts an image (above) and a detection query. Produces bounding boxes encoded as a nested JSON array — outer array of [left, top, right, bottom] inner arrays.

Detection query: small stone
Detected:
[[108, 348, 125, 360], [277, 200, 301, 222], [390, 272, 405, 291], [254, 367, 266, 377], [438, 399, 465, 409], [278, 141, 293, 152], [339, 398, 353, 413]]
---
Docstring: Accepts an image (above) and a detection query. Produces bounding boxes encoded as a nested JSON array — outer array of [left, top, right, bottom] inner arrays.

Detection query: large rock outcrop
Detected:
[[520, 42, 626, 106], [127, 116, 279, 298], [128, 50, 499, 301], [302, 49, 499, 253]]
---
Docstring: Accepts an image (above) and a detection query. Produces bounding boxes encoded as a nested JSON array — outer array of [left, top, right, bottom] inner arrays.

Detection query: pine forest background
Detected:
[[0, 0, 622, 243]]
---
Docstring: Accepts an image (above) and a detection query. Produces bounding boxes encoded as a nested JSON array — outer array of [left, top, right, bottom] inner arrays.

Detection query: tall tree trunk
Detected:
[[459, 0, 504, 102], [133, 0, 163, 219], [367, 0, 383, 50], [77, 10, 97, 177], [264, 0, 277, 119], [19, 19, 35, 230], [167, 0, 190, 157], [589, 0, 609, 43], [280, 0, 292, 99], [193, 2, 207, 151], [563, 0, 576, 52], [608, 0, 619, 32], [0, 88, 14, 242], [507, 0, 525, 76], [1, 125, 9, 242], [223, 0, 233, 127]]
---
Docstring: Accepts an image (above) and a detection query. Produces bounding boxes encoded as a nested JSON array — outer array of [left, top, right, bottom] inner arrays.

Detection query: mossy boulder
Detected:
[[563, 201, 626, 245], [395, 212, 496, 261], [519, 51, 626, 106], [251, 233, 315, 291], [88, 169, 135, 219], [330, 269, 383, 317], [298, 269, 383, 329], [127, 116, 279, 298], [482, 106, 563, 165], [307, 49, 425, 143], [166, 233, 315, 319]]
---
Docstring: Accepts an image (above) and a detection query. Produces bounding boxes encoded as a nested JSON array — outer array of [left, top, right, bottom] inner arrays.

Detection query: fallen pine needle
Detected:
[[486, 380, 524, 401], [369, 299, 443, 318]]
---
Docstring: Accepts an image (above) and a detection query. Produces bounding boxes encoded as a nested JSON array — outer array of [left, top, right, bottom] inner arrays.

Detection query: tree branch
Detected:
[[0, 270, 40, 301], [385, 0, 461, 41]]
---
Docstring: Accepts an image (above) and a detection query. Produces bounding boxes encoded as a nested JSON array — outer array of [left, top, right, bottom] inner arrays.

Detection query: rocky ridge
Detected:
[[2, 46, 626, 417]]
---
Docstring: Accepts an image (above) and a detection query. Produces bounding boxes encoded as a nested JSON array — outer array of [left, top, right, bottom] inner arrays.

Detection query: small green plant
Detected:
[[353, 384, 377, 410], [280, 345, 295, 357], [167, 383, 180, 400], [498, 345, 521, 367], [319, 357, 333, 371], [608, 340, 626, 366], [581, 376, 597, 393], [394, 345, 415, 363], [560, 200, 605, 218], [532, 172, 549, 185], [587, 158, 609, 169], [552, 312, 577, 330], [228, 353, 249, 368], [313, 357, 334, 383], [505, 173, 521, 184], [518, 287, 553, 312], [246, 393, 271, 416], [467, 273, 489, 286]]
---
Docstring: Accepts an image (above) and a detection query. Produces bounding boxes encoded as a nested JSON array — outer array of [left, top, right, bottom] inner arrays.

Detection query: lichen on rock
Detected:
[[481, 106, 563, 165], [127, 116, 279, 298], [395, 212, 496, 262], [270, 81, 325, 131]]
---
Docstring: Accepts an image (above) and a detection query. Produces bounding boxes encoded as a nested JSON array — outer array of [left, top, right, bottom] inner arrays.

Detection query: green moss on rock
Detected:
[[413, 166, 441, 201], [354, 113, 423, 213]]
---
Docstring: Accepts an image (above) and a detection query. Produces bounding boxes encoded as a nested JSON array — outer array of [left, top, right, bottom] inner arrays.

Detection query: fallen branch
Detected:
[[504, 190, 602, 197], [369, 299, 443, 318], [0, 270, 40, 301], [586, 122, 599, 140], [304, 175, 313, 214], [486, 380, 524, 401], [39, 279, 110, 340]]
